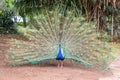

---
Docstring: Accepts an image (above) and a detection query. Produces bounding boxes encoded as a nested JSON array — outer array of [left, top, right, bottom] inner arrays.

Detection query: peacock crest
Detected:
[[5, 9, 111, 68]]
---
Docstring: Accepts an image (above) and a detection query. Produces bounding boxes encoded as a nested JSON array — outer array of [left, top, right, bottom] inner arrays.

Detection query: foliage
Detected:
[[0, 0, 120, 41], [0, 9, 17, 34], [0, 0, 6, 10], [5, 0, 14, 9], [13, 0, 120, 37], [14, 0, 41, 15]]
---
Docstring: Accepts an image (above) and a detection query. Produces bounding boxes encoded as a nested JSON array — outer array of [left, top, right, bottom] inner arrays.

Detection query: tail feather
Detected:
[[5, 9, 111, 68]]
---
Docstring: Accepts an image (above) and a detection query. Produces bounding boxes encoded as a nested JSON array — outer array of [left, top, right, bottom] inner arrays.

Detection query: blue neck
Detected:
[[56, 44, 64, 60], [58, 44, 63, 55]]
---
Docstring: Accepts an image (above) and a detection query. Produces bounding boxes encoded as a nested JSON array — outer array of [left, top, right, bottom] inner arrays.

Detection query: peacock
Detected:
[[5, 9, 111, 68]]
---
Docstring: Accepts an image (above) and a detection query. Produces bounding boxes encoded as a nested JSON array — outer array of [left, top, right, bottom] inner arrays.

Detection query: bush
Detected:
[[0, 10, 17, 34]]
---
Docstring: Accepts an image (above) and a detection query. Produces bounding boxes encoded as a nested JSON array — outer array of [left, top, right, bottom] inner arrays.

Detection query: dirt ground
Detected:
[[0, 65, 111, 80], [0, 35, 119, 80], [0, 58, 113, 80]]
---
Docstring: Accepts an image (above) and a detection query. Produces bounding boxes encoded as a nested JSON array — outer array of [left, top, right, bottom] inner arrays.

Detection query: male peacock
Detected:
[[5, 9, 111, 68]]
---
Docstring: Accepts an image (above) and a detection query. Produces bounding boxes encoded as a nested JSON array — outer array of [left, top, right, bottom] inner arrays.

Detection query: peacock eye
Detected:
[[65, 17, 69, 20], [67, 11, 71, 14], [45, 23, 49, 26], [87, 30, 92, 34], [85, 41, 89, 44], [96, 33, 100, 37], [58, 13, 62, 17], [29, 46, 32, 49], [96, 48, 100, 51], [104, 45, 107, 49], [9, 48, 13, 51], [97, 41, 101, 45], [51, 17, 54, 21], [73, 17, 76, 21], [91, 38, 94, 41], [49, 11, 53, 14], [38, 22, 42, 26], [63, 30, 66, 32], [57, 20, 60, 24], [63, 24, 66, 27], [17, 45, 21, 48], [78, 22, 81, 26], [80, 17, 85, 21], [80, 28, 84, 31], [52, 24, 55, 27], [39, 29, 42, 32], [90, 50, 93, 52], [83, 23, 88, 26], [74, 28, 77, 31], [34, 16, 37, 19], [70, 23, 73, 26], [11, 56, 15, 60], [91, 45, 95, 47], [35, 35, 39, 38], [42, 17, 46, 20], [91, 24, 96, 29]]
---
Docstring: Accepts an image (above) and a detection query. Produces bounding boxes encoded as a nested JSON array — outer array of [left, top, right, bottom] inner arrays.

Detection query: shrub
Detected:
[[0, 10, 17, 34]]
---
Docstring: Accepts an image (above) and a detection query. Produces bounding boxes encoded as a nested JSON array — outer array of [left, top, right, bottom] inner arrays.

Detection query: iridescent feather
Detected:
[[5, 9, 111, 68]]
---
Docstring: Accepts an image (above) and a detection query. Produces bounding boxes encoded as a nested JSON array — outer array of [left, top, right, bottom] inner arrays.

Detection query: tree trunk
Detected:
[[22, 14, 27, 27]]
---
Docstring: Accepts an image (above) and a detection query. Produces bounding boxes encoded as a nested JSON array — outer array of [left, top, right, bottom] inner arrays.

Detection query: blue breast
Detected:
[[56, 44, 64, 60]]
